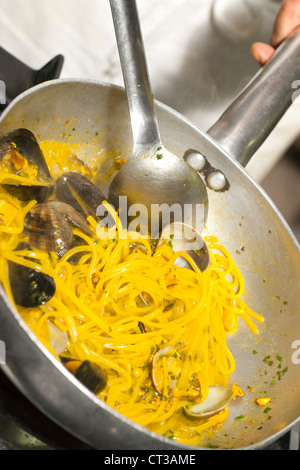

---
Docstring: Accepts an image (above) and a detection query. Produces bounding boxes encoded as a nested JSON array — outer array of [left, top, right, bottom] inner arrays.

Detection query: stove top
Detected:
[[0, 370, 90, 450]]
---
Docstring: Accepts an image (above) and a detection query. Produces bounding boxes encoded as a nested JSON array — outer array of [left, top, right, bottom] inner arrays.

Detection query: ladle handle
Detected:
[[207, 26, 300, 167], [109, 0, 161, 155]]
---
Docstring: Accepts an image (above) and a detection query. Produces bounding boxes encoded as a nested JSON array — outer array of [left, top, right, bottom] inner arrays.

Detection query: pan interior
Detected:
[[0, 79, 299, 450]]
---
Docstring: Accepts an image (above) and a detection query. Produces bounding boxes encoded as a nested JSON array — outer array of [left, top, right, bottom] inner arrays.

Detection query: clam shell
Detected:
[[184, 386, 234, 418], [24, 203, 73, 253], [159, 222, 210, 272], [24, 201, 92, 254], [151, 346, 181, 394]]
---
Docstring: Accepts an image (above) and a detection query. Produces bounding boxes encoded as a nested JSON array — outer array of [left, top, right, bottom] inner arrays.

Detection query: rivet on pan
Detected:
[[185, 151, 206, 171], [206, 170, 227, 191]]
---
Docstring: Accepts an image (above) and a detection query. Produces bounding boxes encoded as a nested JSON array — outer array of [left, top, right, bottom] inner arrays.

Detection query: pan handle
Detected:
[[206, 26, 300, 167]]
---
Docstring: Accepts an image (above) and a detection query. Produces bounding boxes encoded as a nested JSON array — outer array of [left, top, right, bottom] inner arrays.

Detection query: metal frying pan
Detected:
[[0, 27, 300, 451]]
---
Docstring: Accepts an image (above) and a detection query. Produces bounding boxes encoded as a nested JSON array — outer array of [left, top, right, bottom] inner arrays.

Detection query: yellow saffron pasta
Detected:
[[0, 139, 264, 446]]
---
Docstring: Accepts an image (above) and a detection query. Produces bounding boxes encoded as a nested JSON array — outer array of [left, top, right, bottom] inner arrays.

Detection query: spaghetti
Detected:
[[0, 138, 264, 446]]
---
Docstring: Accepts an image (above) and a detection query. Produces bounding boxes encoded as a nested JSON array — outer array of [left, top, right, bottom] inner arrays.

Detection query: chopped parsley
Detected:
[[264, 407, 272, 414]]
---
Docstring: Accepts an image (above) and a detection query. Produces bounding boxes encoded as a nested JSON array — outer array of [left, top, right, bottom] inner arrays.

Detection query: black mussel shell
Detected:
[[8, 241, 56, 308], [1, 183, 53, 203], [0, 129, 51, 178], [62, 358, 107, 394], [0, 128, 54, 202], [56, 172, 115, 227], [8, 262, 56, 308], [75, 360, 107, 394]]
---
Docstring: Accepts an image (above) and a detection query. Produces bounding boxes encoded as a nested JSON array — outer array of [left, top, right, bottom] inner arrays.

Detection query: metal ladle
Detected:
[[108, 0, 208, 235]]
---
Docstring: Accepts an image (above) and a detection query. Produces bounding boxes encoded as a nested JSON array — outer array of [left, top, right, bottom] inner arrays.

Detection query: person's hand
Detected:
[[251, 0, 300, 65]]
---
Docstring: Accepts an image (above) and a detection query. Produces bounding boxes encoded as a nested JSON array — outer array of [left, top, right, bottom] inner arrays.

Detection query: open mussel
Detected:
[[24, 200, 92, 256], [56, 172, 115, 227], [0, 128, 54, 202], [8, 242, 56, 308]]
